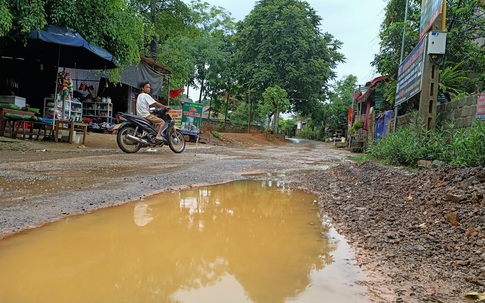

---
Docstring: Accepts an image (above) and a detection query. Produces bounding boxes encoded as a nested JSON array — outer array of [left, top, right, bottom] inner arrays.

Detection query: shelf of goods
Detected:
[[44, 98, 83, 122], [82, 102, 113, 123]]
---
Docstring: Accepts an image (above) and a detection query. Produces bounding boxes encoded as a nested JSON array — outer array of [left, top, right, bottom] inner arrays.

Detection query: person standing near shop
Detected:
[[136, 80, 170, 141]]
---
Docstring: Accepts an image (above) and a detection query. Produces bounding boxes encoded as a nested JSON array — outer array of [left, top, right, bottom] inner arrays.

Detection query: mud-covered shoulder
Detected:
[[290, 162, 485, 303]]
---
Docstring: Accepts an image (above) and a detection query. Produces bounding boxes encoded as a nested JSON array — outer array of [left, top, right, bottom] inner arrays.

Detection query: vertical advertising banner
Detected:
[[420, 0, 443, 40], [395, 37, 427, 106], [180, 102, 203, 136], [348, 108, 353, 129], [170, 107, 183, 128], [477, 94, 485, 121]]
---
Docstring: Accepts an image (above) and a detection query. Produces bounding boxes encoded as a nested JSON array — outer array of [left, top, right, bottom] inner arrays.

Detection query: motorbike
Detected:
[[116, 107, 186, 153]]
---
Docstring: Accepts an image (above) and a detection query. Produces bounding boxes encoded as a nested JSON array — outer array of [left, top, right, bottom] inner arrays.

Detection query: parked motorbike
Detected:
[[116, 108, 186, 153]]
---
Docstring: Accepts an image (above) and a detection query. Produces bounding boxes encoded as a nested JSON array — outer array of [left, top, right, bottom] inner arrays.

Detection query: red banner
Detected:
[[170, 89, 184, 98], [348, 108, 353, 128]]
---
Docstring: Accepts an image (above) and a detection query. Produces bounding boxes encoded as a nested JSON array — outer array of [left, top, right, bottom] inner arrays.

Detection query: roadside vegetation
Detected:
[[368, 116, 485, 168], [1, 0, 483, 139]]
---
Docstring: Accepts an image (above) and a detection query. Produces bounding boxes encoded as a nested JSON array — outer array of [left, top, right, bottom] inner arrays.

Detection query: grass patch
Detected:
[[211, 130, 223, 140], [0, 141, 29, 152]]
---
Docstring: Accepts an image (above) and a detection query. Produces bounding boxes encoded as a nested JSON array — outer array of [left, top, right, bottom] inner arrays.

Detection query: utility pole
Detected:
[[150, 0, 157, 60], [394, 0, 447, 131], [418, 1, 447, 130], [247, 86, 251, 132], [393, 0, 409, 132]]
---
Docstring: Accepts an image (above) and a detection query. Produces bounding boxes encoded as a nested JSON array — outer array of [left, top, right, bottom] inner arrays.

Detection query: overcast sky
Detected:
[[184, 0, 387, 86]]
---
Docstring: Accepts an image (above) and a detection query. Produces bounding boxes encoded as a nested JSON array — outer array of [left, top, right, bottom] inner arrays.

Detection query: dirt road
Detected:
[[0, 133, 349, 238], [1, 132, 484, 303]]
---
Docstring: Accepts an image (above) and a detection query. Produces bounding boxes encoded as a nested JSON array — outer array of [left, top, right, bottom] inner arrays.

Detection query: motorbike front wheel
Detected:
[[168, 129, 186, 153], [117, 125, 142, 153]]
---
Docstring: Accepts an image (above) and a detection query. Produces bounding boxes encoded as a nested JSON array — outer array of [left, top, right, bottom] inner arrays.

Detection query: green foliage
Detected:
[[261, 86, 290, 114], [442, 121, 485, 167], [381, 78, 397, 106], [173, 0, 236, 102], [211, 130, 222, 140], [1, 0, 145, 70], [233, 0, 344, 117], [260, 85, 290, 132], [444, 0, 485, 91], [368, 116, 485, 167], [279, 117, 296, 135], [439, 61, 471, 101], [215, 122, 226, 131], [372, 0, 421, 78], [159, 35, 197, 89], [324, 75, 357, 131], [0, 0, 13, 36], [374, 0, 485, 97], [297, 126, 320, 141], [349, 119, 364, 135], [368, 127, 427, 166], [229, 102, 250, 125]]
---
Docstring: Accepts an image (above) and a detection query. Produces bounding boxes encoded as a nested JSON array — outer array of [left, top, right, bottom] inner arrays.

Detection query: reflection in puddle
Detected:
[[0, 180, 370, 303]]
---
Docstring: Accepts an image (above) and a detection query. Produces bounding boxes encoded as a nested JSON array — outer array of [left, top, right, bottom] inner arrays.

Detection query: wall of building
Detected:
[[437, 94, 478, 128], [397, 94, 480, 128]]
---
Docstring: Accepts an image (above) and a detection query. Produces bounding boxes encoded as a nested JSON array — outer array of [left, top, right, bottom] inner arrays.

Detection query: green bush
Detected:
[[368, 120, 485, 167], [349, 120, 364, 135], [212, 130, 222, 140], [297, 127, 320, 140], [368, 127, 427, 166], [443, 121, 485, 166]]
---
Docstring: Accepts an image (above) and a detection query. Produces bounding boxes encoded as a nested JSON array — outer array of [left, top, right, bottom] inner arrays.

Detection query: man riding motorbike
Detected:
[[136, 80, 170, 141]]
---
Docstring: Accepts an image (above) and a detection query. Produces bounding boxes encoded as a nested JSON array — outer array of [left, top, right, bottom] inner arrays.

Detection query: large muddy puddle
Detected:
[[0, 180, 370, 303]]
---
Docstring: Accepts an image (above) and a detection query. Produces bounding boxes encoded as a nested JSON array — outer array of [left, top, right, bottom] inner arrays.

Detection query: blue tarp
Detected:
[[375, 110, 394, 140], [28, 25, 117, 70]]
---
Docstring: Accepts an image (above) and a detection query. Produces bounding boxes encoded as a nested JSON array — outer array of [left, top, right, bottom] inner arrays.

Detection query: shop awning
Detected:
[[354, 75, 388, 103]]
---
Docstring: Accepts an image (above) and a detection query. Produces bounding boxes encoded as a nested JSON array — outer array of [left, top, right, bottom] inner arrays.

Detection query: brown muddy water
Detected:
[[0, 180, 370, 303]]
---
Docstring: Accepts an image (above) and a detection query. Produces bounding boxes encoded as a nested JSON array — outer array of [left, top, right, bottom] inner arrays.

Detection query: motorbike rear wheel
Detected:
[[168, 129, 186, 153], [117, 125, 142, 153]]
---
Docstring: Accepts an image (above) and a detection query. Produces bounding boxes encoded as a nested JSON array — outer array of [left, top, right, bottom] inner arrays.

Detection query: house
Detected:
[[350, 75, 391, 150]]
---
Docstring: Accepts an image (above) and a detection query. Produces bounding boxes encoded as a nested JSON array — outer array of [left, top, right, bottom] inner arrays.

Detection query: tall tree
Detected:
[[129, 0, 194, 50], [261, 85, 290, 133], [157, 0, 236, 101], [233, 0, 344, 117], [373, 0, 485, 106], [372, 0, 421, 80], [185, 0, 236, 102], [325, 75, 357, 131], [444, 0, 485, 91], [150, 0, 158, 59]]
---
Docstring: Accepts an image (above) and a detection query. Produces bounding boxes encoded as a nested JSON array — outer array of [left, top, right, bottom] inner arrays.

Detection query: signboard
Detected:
[[420, 0, 443, 40], [375, 93, 383, 109], [170, 107, 183, 127], [477, 94, 485, 121], [395, 37, 427, 106], [180, 102, 203, 136]]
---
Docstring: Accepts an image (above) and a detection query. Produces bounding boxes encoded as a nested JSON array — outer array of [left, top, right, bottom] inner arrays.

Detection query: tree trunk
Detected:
[[224, 93, 230, 124], [247, 87, 251, 132], [150, 0, 157, 59], [198, 78, 204, 103], [208, 98, 212, 119], [273, 109, 280, 134]]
